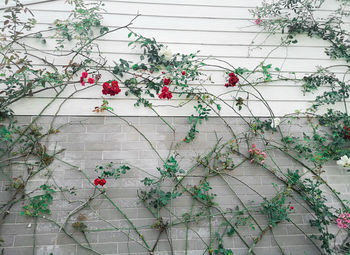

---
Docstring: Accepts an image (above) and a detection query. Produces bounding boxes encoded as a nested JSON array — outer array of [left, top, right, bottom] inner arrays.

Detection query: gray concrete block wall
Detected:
[[0, 116, 347, 255]]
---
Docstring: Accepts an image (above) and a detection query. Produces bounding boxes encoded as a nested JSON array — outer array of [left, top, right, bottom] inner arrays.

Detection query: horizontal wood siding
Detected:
[[2, 0, 349, 116]]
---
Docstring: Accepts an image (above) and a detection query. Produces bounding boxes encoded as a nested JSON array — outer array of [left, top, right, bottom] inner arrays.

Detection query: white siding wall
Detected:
[[2, 0, 349, 116]]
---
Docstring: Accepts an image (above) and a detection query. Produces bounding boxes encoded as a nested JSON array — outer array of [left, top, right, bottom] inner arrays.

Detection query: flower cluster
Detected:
[[337, 155, 350, 169], [248, 144, 267, 164], [102, 81, 121, 96], [255, 18, 262, 25], [225, 72, 239, 87], [158, 86, 172, 99], [344, 126, 350, 139], [94, 178, 106, 186], [80, 71, 94, 86], [158, 47, 172, 61], [336, 213, 350, 229]]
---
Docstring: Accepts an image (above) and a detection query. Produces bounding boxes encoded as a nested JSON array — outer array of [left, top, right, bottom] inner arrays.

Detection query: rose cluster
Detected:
[[158, 86, 172, 99], [94, 178, 106, 186], [225, 72, 239, 87], [163, 78, 171, 86], [344, 126, 350, 139], [248, 144, 267, 164], [80, 71, 94, 86], [336, 213, 350, 229], [102, 81, 121, 96]]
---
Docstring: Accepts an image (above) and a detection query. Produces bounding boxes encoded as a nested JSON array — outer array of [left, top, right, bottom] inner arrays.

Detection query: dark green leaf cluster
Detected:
[[286, 170, 336, 254], [96, 162, 131, 180], [261, 186, 291, 227], [21, 184, 55, 217]]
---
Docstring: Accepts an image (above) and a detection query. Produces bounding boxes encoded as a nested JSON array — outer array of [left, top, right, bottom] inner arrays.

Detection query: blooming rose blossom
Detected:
[[182, 71, 186, 75], [88, 77, 95, 84], [225, 72, 239, 87], [102, 81, 121, 96], [337, 213, 350, 229], [80, 76, 85, 86], [344, 126, 350, 139], [94, 178, 107, 186], [290, 206, 294, 210], [248, 144, 266, 164], [81, 72, 88, 78], [164, 78, 171, 85], [337, 155, 350, 169], [271, 118, 281, 129], [80, 72, 94, 86], [158, 86, 172, 99], [159, 47, 172, 61], [99, 178, 106, 186]]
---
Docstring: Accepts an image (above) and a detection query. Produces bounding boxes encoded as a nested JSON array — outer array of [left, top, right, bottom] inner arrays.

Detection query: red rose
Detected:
[[80, 76, 85, 86], [225, 73, 239, 87], [344, 126, 350, 139], [290, 206, 294, 210], [88, 78, 95, 84], [229, 76, 239, 85], [158, 86, 172, 99], [103, 82, 110, 89], [99, 178, 106, 186], [182, 71, 186, 75], [82, 72, 88, 78], [164, 78, 171, 85], [94, 178, 107, 186], [111, 81, 121, 94], [101, 81, 121, 96]]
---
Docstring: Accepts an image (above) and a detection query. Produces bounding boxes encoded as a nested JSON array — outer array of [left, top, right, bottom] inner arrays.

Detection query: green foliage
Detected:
[[251, 0, 350, 62], [184, 100, 211, 143], [140, 188, 182, 209], [191, 180, 216, 206], [213, 240, 233, 255], [159, 156, 185, 177], [96, 162, 131, 180], [261, 185, 292, 227], [140, 156, 183, 210], [21, 184, 55, 217], [286, 169, 336, 254], [53, 0, 106, 51]]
